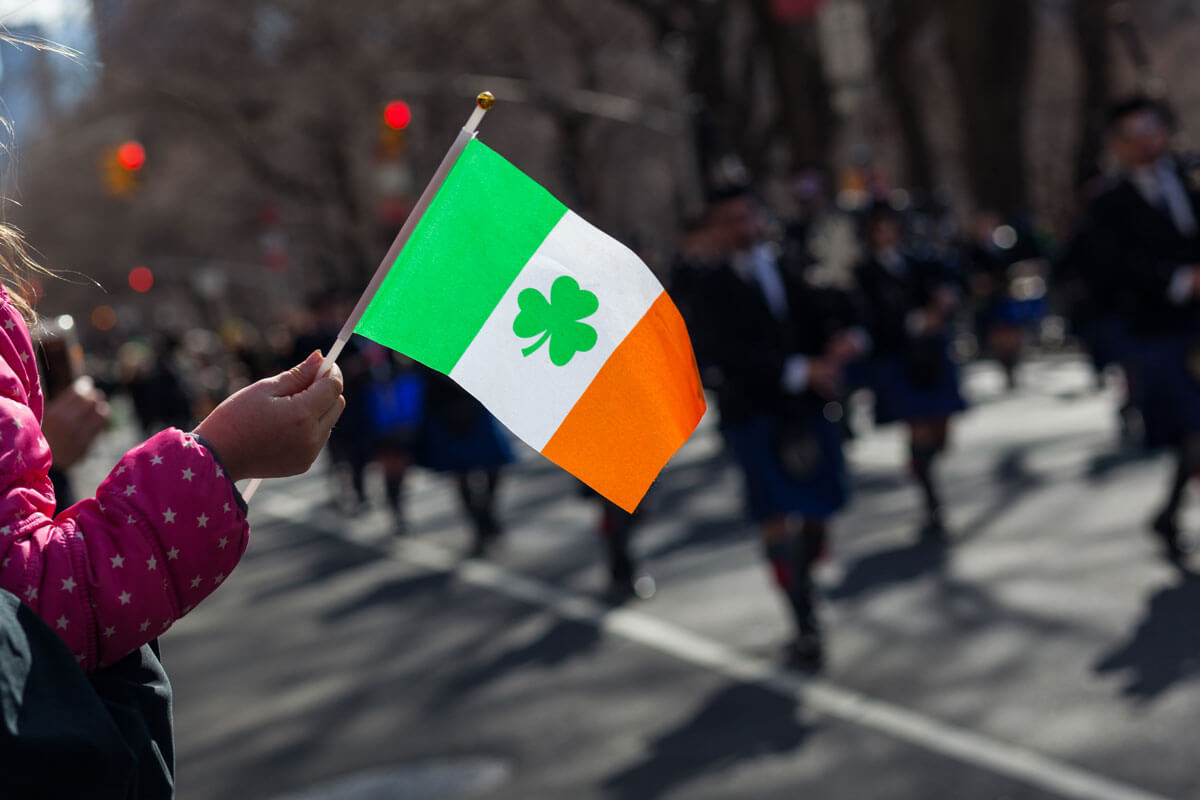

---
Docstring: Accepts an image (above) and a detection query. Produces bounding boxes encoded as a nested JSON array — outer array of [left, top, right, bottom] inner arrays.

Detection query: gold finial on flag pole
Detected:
[[465, 91, 494, 135]]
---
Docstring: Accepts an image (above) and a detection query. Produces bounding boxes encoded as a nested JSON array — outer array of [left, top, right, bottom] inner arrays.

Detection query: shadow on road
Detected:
[[1084, 446, 1158, 484], [1093, 567, 1200, 702], [640, 513, 753, 563], [432, 617, 603, 705], [827, 537, 949, 602], [320, 570, 455, 623], [950, 444, 1045, 544], [248, 531, 384, 606], [601, 683, 807, 799]]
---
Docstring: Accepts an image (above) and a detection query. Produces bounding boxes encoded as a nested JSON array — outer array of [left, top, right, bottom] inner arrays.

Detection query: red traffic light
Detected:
[[128, 266, 154, 293], [116, 141, 146, 171], [383, 101, 411, 131]]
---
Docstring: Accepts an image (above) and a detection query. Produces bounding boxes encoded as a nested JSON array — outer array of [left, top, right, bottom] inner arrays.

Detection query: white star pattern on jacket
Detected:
[[0, 293, 251, 673]]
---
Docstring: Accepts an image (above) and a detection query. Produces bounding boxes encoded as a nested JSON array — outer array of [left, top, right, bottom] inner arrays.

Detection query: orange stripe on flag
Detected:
[[541, 291, 707, 512]]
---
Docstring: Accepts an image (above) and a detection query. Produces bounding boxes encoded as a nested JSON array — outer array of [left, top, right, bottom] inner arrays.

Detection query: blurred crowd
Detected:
[[42, 91, 1200, 675]]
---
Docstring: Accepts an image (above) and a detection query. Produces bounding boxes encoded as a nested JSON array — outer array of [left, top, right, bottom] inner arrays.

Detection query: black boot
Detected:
[[781, 524, 824, 672], [1151, 444, 1197, 562], [910, 443, 945, 539], [601, 503, 643, 603]]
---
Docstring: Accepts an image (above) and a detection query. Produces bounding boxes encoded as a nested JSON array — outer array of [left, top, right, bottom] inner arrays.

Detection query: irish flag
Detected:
[[353, 138, 706, 512]]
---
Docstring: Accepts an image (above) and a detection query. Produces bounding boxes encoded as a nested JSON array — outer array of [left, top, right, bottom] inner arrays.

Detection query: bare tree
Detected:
[[935, 0, 1035, 216], [749, 0, 834, 173], [1073, 0, 1115, 186], [873, 0, 936, 195]]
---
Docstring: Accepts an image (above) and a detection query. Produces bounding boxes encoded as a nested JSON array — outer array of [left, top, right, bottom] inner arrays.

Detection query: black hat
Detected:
[[1105, 94, 1176, 132]]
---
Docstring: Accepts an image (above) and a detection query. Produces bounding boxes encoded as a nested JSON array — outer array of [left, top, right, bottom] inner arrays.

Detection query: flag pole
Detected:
[[241, 91, 495, 503], [319, 90, 495, 376]]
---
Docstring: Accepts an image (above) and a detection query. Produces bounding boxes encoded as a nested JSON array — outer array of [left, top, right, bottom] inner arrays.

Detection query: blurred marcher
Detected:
[[122, 336, 192, 435], [293, 294, 373, 513], [1084, 95, 1200, 559], [415, 367, 514, 557], [782, 168, 861, 291], [597, 500, 647, 603], [1053, 186, 1140, 440], [855, 203, 967, 539], [363, 345, 424, 533], [964, 211, 1048, 389], [576, 482, 652, 604], [674, 185, 866, 671]]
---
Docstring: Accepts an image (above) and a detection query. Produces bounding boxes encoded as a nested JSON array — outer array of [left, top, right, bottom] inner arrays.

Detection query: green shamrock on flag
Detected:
[[513, 275, 599, 366]]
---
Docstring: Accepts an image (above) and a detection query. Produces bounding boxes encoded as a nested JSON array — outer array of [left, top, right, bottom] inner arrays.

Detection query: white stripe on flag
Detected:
[[449, 211, 663, 450]]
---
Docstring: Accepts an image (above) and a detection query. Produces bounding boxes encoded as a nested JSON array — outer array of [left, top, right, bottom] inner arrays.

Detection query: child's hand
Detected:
[[42, 377, 110, 470], [193, 351, 346, 482]]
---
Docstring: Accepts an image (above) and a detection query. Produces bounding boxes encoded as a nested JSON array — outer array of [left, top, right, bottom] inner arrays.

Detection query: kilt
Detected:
[[869, 344, 966, 426], [1126, 334, 1200, 448], [722, 411, 848, 523]]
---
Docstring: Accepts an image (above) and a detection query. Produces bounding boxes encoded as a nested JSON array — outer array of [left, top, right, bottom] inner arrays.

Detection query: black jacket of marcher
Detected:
[[1085, 160, 1200, 337], [854, 252, 958, 359], [672, 251, 857, 425]]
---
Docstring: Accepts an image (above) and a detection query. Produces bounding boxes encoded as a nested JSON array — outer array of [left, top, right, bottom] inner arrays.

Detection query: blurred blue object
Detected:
[[367, 372, 425, 433]]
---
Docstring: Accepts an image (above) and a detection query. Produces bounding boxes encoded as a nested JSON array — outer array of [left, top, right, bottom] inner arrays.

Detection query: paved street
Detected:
[[84, 355, 1200, 799]]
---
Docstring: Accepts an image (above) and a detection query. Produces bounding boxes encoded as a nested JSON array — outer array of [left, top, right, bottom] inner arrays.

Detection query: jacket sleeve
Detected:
[[0, 298, 250, 672]]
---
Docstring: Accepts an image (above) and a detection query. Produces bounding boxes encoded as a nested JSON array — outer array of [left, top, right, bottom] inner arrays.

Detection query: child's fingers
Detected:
[[270, 350, 324, 397], [295, 368, 344, 418], [315, 394, 347, 434]]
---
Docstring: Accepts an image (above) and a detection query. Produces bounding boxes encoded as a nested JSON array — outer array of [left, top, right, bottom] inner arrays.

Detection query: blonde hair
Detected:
[[0, 223, 46, 323]]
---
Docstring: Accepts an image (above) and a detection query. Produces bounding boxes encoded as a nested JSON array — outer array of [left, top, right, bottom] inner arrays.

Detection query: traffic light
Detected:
[[128, 266, 154, 293], [383, 100, 411, 131], [116, 141, 145, 170], [102, 140, 145, 197], [378, 101, 410, 159]]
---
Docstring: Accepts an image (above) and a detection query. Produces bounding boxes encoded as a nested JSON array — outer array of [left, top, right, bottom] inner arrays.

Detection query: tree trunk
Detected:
[[1072, 0, 1113, 187], [750, 0, 833, 174], [937, 0, 1034, 215], [876, 0, 935, 194]]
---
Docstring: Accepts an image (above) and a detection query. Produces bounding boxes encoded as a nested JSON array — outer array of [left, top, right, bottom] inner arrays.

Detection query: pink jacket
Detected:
[[0, 287, 250, 671]]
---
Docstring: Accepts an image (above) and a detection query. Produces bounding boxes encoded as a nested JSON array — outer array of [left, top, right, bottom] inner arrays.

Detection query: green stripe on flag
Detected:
[[355, 139, 568, 374]]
